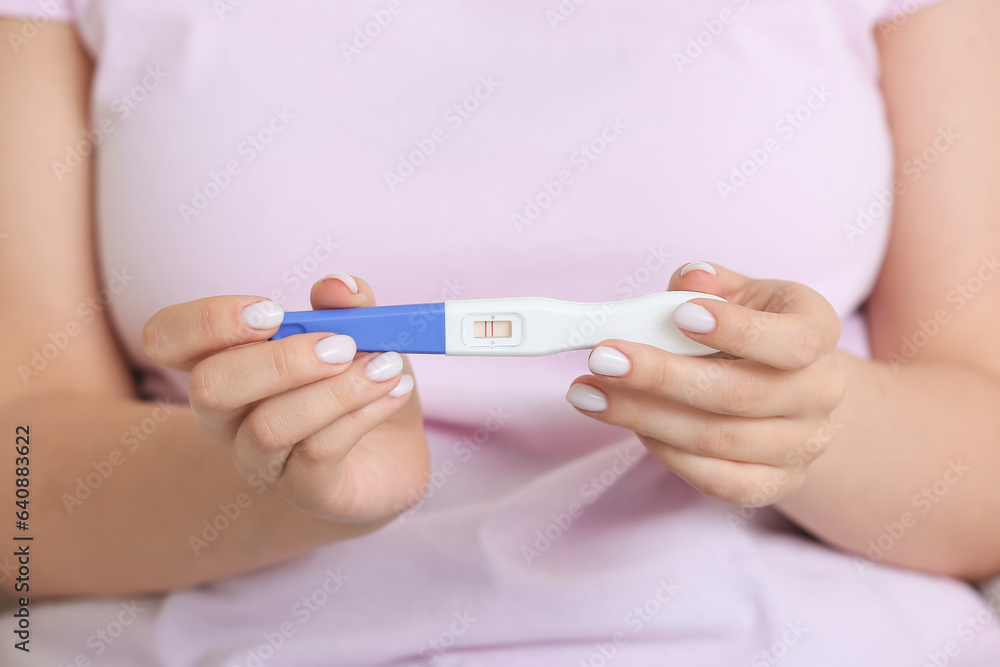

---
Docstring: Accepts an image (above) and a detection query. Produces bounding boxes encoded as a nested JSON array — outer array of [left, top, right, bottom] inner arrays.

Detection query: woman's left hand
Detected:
[[566, 262, 847, 506]]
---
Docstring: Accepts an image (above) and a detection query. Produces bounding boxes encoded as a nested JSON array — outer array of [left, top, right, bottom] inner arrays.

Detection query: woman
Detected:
[[1, 0, 999, 664]]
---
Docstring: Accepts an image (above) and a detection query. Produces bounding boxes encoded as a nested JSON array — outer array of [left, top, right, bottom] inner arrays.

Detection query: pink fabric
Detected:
[[5, 0, 1000, 665], [0, 0, 72, 23]]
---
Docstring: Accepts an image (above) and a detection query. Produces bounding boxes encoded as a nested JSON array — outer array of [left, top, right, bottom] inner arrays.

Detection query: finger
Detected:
[[142, 296, 285, 372], [188, 332, 358, 440], [566, 379, 800, 465], [666, 261, 728, 296], [673, 282, 841, 371], [586, 341, 842, 418], [279, 410, 428, 523], [637, 434, 802, 507], [233, 351, 412, 480], [310, 273, 377, 310]]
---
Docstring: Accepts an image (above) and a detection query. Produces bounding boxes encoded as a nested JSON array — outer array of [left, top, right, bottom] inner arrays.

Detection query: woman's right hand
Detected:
[[141, 274, 430, 524]]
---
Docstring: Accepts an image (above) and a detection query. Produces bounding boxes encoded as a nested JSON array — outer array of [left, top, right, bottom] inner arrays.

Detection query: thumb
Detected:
[[309, 273, 377, 310], [667, 261, 729, 297]]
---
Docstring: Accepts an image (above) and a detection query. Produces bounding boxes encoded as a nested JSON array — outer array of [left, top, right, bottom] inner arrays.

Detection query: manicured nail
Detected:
[[566, 384, 608, 412], [680, 262, 717, 277], [241, 300, 284, 330], [315, 335, 356, 364], [388, 373, 415, 397], [321, 273, 359, 295], [589, 346, 631, 377], [365, 351, 403, 382], [673, 302, 717, 334]]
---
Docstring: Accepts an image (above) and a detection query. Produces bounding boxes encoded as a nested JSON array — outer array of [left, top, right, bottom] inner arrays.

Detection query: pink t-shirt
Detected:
[[4, 0, 1000, 664]]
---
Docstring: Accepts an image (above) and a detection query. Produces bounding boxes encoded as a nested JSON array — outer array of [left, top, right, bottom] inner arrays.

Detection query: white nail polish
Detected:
[[589, 346, 631, 377], [315, 335, 356, 364], [680, 262, 717, 277], [388, 374, 415, 397], [321, 273, 359, 295], [566, 384, 608, 412], [365, 351, 403, 382], [673, 302, 717, 334], [241, 300, 284, 330]]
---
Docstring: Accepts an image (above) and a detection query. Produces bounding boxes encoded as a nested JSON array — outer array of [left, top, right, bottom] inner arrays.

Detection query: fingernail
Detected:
[[589, 346, 631, 377], [566, 384, 608, 412], [673, 302, 717, 334], [388, 373, 415, 397], [680, 261, 717, 277], [315, 334, 356, 364], [365, 351, 403, 382], [321, 273, 359, 295], [241, 300, 284, 330]]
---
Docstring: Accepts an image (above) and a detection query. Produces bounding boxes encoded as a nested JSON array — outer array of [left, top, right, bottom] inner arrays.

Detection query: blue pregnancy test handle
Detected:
[[270, 303, 447, 354]]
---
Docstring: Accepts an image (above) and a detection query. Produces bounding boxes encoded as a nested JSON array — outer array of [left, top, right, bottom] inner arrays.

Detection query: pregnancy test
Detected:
[[269, 292, 724, 356]]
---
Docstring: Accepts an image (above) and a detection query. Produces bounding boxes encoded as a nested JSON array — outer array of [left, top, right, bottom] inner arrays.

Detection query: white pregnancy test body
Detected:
[[443, 292, 724, 356]]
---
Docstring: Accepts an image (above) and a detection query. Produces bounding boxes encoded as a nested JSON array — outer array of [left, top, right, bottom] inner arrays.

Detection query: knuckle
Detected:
[[242, 408, 287, 454], [719, 374, 760, 415], [319, 372, 365, 411], [695, 419, 739, 458], [793, 328, 824, 368], [268, 341, 307, 380], [289, 433, 331, 465], [141, 312, 171, 365], [198, 304, 239, 350], [647, 356, 673, 393], [188, 361, 225, 412]]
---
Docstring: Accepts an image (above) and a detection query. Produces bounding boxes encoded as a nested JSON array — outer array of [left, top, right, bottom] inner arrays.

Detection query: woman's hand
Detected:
[[141, 274, 429, 524], [565, 262, 846, 507]]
